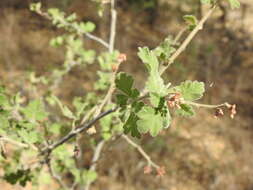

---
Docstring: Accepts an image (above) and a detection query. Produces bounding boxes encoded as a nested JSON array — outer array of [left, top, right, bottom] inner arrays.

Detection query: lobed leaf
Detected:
[[174, 80, 205, 101]]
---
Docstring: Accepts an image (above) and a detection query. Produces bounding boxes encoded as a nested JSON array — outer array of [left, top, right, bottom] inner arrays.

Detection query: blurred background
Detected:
[[0, 0, 253, 189]]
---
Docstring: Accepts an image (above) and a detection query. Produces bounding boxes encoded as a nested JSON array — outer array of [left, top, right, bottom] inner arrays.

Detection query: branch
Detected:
[[109, 0, 117, 53], [0, 136, 38, 151], [36, 10, 109, 48], [41, 107, 118, 154], [172, 27, 187, 45], [183, 101, 228, 109], [84, 140, 106, 190], [122, 134, 159, 169], [47, 160, 69, 190], [85, 32, 109, 48], [159, 4, 217, 75], [87, 0, 118, 134]]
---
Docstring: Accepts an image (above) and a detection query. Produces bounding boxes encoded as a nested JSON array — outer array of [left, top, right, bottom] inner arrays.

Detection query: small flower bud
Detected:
[[117, 53, 127, 63], [214, 108, 224, 118], [111, 64, 118, 72], [156, 166, 166, 177], [225, 103, 237, 119], [144, 166, 152, 174]]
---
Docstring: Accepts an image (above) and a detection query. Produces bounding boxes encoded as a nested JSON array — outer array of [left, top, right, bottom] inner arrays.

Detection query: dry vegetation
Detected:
[[0, 0, 253, 189]]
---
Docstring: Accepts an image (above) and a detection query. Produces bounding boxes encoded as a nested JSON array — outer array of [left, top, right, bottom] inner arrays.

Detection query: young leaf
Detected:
[[0, 114, 9, 134], [138, 47, 167, 97], [18, 129, 41, 144], [51, 95, 76, 119], [174, 81, 205, 101], [136, 106, 168, 137], [81, 170, 97, 185], [95, 71, 111, 90], [228, 0, 240, 9], [0, 93, 9, 108], [200, 0, 212, 4], [22, 99, 48, 121], [183, 15, 198, 30], [80, 21, 96, 33], [138, 47, 159, 73], [153, 36, 175, 62], [30, 2, 41, 12], [73, 97, 88, 118], [48, 123, 62, 134]]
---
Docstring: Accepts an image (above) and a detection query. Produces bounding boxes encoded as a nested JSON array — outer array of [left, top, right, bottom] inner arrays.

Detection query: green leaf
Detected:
[[115, 72, 140, 99], [149, 93, 161, 107], [66, 13, 77, 22], [0, 93, 9, 108], [174, 81, 205, 101], [138, 47, 167, 97], [0, 114, 9, 135], [49, 123, 62, 134], [116, 94, 128, 107], [138, 47, 159, 72], [80, 21, 96, 33], [100, 112, 114, 140], [115, 72, 134, 96], [73, 97, 88, 118], [62, 106, 76, 119], [81, 170, 97, 185], [95, 71, 111, 90], [18, 129, 41, 144], [183, 15, 198, 30], [50, 36, 64, 47], [200, 0, 211, 4], [4, 169, 33, 187], [175, 104, 195, 117], [39, 172, 51, 185], [48, 8, 63, 19], [22, 99, 48, 121], [98, 51, 119, 71], [228, 0, 240, 9], [136, 106, 169, 137], [123, 112, 141, 138], [30, 2, 41, 12], [51, 96, 76, 119], [153, 36, 175, 62]]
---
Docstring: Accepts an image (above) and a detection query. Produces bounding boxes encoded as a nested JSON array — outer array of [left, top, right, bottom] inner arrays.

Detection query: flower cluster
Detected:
[[117, 53, 127, 63], [214, 103, 237, 119], [143, 165, 166, 177], [226, 103, 237, 119], [167, 93, 181, 108]]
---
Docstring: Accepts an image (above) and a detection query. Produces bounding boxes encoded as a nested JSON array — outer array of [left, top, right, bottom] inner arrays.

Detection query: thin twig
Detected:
[[85, 32, 109, 48], [87, 0, 118, 134], [122, 134, 159, 169], [84, 140, 106, 190], [173, 27, 187, 45], [159, 4, 217, 75], [47, 160, 69, 190], [41, 107, 117, 154], [80, 105, 98, 125], [183, 101, 228, 109], [0, 136, 34, 149], [109, 0, 117, 53], [36, 10, 109, 48]]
